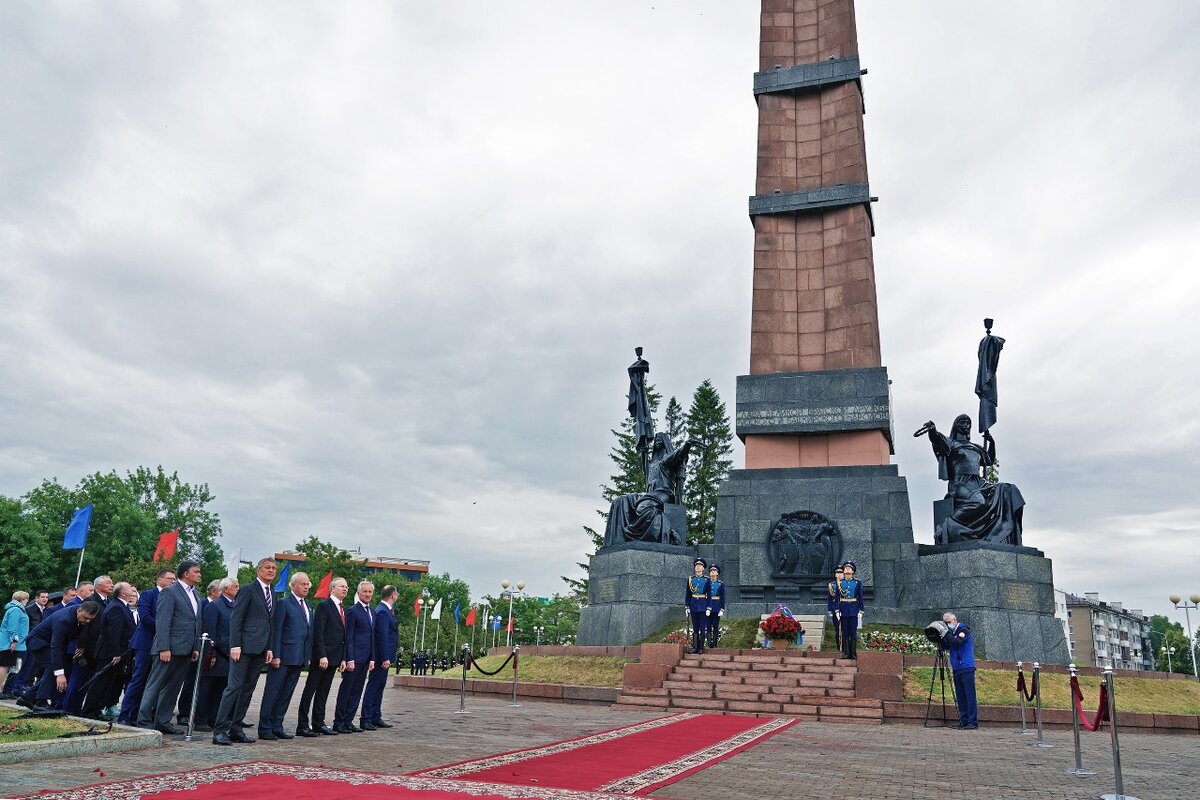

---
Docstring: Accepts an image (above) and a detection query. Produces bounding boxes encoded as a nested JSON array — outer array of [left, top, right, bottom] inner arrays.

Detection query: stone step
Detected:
[[614, 695, 669, 708]]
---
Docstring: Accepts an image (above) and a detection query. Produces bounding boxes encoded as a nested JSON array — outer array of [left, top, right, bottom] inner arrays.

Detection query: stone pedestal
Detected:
[[575, 543, 696, 646], [896, 541, 1070, 664]]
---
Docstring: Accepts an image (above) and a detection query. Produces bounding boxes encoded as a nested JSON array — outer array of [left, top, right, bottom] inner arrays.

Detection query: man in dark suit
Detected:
[[81, 582, 138, 718], [360, 584, 398, 729], [258, 571, 312, 740], [296, 576, 347, 737], [24, 590, 49, 628], [333, 580, 375, 733], [194, 577, 237, 730], [137, 561, 202, 733], [212, 557, 277, 746], [17, 601, 100, 709], [118, 569, 175, 724], [63, 575, 113, 713]]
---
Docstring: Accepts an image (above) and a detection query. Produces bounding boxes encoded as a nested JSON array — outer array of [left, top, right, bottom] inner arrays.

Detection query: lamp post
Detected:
[[1160, 645, 1176, 673], [501, 579, 525, 648], [420, 590, 432, 650], [413, 596, 424, 653], [1169, 594, 1200, 680], [534, 625, 544, 652]]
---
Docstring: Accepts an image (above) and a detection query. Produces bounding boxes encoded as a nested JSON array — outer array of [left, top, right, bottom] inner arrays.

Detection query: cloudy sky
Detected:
[[2, 2, 1198, 631]]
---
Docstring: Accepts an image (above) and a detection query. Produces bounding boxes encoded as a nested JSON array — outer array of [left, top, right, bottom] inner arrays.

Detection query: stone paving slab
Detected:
[[1, 685, 1196, 800]]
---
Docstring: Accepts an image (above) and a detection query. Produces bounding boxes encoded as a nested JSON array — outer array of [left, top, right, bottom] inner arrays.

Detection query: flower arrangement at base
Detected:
[[759, 610, 804, 641]]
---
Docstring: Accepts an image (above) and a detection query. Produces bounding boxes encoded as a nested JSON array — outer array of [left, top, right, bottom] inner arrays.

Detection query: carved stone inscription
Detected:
[[595, 578, 619, 604], [1000, 581, 1040, 612]]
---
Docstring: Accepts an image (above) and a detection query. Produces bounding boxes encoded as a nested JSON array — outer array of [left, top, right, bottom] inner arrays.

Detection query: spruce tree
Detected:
[[683, 379, 734, 545], [664, 396, 685, 448]]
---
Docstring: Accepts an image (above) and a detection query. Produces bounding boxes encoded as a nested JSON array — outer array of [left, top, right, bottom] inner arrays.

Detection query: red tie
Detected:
[[338, 604, 345, 625]]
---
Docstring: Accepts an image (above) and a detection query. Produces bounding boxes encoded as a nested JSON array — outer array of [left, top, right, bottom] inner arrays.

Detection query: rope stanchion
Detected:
[[1069, 668, 1109, 733], [1100, 668, 1142, 800], [1028, 662, 1053, 748], [509, 644, 521, 707], [183, 634, 210, 742], [1016, 661, 1036, 736], [455, 644, 471, 715], [1064, 664, 1097, 777]]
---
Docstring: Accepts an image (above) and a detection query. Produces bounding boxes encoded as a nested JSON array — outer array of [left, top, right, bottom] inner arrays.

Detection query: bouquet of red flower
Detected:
[[759, 611, 803, 640]]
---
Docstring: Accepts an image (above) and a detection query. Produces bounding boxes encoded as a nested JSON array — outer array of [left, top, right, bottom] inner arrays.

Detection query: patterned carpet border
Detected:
[[600, 716, 798, 794], [410, 713, 696, 778], [14, 761, 626, 800]]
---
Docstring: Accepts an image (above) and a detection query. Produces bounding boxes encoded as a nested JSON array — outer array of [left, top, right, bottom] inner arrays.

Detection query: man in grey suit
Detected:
[[212, 557, 277, 746], [136, 560, 202, 734]]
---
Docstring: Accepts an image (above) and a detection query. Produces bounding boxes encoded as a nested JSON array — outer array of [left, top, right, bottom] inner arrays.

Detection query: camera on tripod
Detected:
[[924, 620, 950, 649]]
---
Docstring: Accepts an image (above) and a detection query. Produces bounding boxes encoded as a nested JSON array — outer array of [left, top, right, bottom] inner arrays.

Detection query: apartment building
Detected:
[[1064, 591, 1153, 671]]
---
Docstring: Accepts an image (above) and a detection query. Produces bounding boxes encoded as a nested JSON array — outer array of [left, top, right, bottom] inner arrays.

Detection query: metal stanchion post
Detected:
[[1029, 662, 1053, 748], [1064, 664, 1095, 777], [455, 644, 470, 715], [1017, 661, 1035, 735], [183, 634, 210, 742], [1100, 669, 1142, 800], [508, 644, 521, 707]]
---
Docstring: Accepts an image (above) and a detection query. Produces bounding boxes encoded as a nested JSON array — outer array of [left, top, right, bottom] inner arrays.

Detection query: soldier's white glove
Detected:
[[718, 609, 724, 617], [705, 608, 711, 616], [858, 612, 863, 625]]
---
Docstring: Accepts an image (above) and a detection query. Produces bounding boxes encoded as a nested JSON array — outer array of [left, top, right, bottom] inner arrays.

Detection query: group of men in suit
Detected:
[[4, 557, 403, 744]]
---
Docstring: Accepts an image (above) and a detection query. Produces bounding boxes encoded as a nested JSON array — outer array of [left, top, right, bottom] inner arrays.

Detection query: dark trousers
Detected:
[[118, 650, 152, 723], [361, 664, 389, 723], [298, 662, 336, 729], [176, 657, 198, 722], [195, 674, 226, 726], [705, 613, 721, 647], [214, 653, 265, 736], [953, 667, 978, 726], [259, 663, 302, 733], [137, 655, 192, 728], [62, 661, 95, 713], [8, 651, 37, 694], [80, 662, 127, 718], [839, 612, 859, 659], [689, 611, 706, 652], [333, 662, 369, 727], [17, 650, 50, 705], [829, 612, 841, 650]]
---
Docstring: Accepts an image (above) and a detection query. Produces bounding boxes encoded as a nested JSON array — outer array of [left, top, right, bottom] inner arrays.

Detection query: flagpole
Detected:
[[74, 546, 85, 587]]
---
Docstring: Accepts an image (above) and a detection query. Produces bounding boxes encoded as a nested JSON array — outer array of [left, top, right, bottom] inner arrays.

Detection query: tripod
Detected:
[[923, 646, 957, 727]]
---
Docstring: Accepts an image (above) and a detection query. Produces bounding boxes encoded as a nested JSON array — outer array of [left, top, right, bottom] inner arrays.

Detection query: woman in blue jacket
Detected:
[[0, 590, 31, 695]]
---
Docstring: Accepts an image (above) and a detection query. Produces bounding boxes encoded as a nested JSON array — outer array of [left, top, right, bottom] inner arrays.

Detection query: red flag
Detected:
[[506, 615, 514, 633], [153, 530, 179, 562], [465, 607, 476, 627], [313, 570, 333, 599], [413, 597, 421, 618]]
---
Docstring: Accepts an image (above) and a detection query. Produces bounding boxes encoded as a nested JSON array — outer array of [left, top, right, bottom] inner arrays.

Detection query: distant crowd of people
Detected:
[[0, 557, 404, 743]]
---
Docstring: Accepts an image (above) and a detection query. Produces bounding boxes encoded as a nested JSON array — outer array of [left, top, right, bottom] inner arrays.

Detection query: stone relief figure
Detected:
[[604, 432, 701, 547], [768, 511, 842, 577], [922, 414, 1025, 545]]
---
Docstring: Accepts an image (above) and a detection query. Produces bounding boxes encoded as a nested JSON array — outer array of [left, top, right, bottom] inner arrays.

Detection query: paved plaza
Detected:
[[3, 687, 1196, 800]]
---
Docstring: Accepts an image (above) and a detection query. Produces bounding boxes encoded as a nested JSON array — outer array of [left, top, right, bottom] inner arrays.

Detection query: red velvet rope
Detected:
[[1069, 674, 1109, 731], [1016, 669, 1038, 702]]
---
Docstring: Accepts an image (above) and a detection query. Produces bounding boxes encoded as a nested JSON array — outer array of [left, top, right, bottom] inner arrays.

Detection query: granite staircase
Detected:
[[615, 650, 882, 724]]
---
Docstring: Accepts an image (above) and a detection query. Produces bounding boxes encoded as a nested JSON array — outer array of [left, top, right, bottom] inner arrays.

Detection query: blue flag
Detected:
[[273, 561, 291, 592], [492, 615, 502, 630], [454, 602, 461, 625], [62, 505, 93, 550]]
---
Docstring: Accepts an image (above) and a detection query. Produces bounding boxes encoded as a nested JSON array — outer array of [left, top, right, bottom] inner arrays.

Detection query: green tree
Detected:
[[0, 494, 59, 600], [476, 591, 581, 648], [683, 379, 734, 545], [1149, 614, 1192, 673], [664, 396, 686, 448]]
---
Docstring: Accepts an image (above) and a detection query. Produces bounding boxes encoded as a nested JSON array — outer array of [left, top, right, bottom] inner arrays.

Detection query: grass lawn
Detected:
[[466, 655, 630, 687], [904, 668, 1200, 715], [0, 707, 91, 743], [639, 616, 933, 654]]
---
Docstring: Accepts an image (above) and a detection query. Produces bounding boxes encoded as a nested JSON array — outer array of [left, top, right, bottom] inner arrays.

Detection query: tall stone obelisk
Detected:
[[708, 0, 916, 616]]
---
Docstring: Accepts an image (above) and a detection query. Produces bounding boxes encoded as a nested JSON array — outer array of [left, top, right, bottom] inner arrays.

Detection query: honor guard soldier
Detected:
[[826, 567, 844, 651], [684, 558, 710, 654], [706, 565, 725, 648], [836, 561, 864, 659]]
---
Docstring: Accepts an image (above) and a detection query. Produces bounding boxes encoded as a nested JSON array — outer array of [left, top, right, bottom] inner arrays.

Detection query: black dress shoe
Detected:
[[258, 729, 277, 740], [359, 721, 377, 731], [318, 725, 338, 735], [273, 729, 294, 739], [212, 732, 233, 746], [193, 723, 212, 732], [229, 730, 255, 744], [296, 727, 319, 738], [372, 720, 393, 728], [156, 724, 183, 735], [346, 723, 363, 733], [236, 721, 253, 728]]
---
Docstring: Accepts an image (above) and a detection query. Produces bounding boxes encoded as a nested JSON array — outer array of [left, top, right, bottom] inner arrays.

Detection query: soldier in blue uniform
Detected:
[[705, 564, 725, 648], [826, 567, 843, 652], [836, 561, 864, 659], [684, 558, 710, 654]]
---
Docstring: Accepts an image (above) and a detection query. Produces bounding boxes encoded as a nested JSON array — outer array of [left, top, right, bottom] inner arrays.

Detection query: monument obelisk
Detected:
[[708, 0, 915, 614]]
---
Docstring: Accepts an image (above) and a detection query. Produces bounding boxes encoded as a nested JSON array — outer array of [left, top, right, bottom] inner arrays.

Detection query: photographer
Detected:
[[940, 612, 977, 729]]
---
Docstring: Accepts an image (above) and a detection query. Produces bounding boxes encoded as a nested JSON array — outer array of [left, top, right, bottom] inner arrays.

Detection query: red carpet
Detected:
[[412, 712, 798, 794], [17, 762, 619, 800]]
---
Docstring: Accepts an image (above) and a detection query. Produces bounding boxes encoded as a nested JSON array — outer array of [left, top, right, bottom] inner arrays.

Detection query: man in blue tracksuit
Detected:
[[941, 612, 977, 729], [684, 558, 710, 654]]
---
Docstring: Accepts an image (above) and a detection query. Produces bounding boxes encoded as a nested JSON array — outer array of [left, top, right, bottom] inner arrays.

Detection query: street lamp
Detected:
[[1169, 593, 1200, 680], [501, 579, 525, 648], [1161, 645, 1176, 673], [413, 596, 424, 653], [420, 589, 432, 650], [534, 625, 545, 652]]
